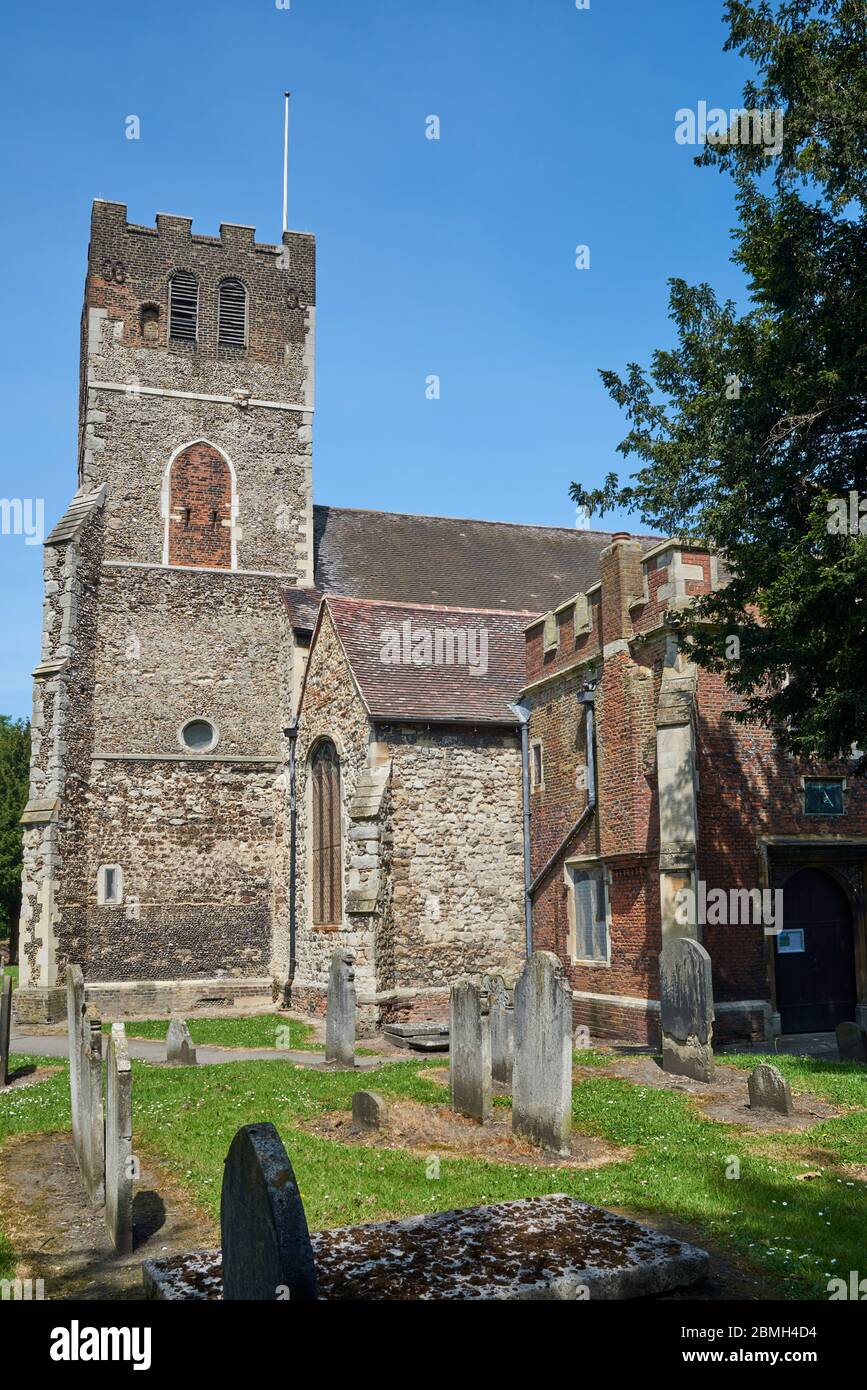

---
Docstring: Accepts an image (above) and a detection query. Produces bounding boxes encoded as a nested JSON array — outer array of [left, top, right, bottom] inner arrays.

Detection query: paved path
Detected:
[[10, 1029, 393, 1071]]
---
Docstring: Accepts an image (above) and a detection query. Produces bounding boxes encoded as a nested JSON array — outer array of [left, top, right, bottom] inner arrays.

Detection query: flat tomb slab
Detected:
[[144, 1195, 709, 1300], [384, 1023, 449, 1039]]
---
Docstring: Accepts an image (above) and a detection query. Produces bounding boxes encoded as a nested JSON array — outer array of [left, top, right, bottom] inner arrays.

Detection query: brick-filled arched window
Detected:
[[169, 271, 198, 342], [218, 278, 248, 347], [167, 442, 233, 569], [311, 741, 342, 927]]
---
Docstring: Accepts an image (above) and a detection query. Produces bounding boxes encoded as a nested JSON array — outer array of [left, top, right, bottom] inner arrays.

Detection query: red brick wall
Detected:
[[168, 442, 232, 569], [524, 537, 867, 1046]]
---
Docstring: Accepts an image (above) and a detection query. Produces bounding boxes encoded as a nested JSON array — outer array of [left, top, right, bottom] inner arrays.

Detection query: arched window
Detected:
[[218, 278, 248, 347], [311, 741, 342, 926], [169, 271, 198, 342], [167, 441, 233, 569]]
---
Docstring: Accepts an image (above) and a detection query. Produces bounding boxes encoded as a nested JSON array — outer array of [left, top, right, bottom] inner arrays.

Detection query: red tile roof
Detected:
[[317, 595, 534, 725]]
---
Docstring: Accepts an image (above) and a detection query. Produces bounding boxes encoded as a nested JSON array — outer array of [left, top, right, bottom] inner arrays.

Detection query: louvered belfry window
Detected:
[[218, 278, 247, 347], [312, 741, 342, 927], [169, 272, 198, 341]]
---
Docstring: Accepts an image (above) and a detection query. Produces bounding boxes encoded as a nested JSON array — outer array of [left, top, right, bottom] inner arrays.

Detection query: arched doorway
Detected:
[[776, 868, 856, 1032]]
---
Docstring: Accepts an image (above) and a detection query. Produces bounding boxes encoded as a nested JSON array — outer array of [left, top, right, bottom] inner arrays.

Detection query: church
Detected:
[[15, 200, 867, 1044]]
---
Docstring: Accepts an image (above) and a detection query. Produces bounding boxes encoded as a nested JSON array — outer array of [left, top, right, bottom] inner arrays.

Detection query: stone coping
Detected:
[[144, 1195, 709, 1301]]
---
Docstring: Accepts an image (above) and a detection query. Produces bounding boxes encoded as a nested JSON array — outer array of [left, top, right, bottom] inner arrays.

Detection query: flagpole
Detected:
[[282, 91, 290, 234]]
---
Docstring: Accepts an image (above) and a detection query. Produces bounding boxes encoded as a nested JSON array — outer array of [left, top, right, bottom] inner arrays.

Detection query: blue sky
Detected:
[[0, 0, 754, 719]]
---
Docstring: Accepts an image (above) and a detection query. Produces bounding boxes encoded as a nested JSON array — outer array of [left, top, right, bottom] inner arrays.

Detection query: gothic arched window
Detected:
[[311, 741, 342, 927], [169, 271, 198, 342], [167, 442, 233, 569], [218, 278, 248, 347]]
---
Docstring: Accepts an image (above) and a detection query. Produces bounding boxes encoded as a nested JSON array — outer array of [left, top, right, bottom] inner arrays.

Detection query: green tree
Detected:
[[0, 716, 30, 957], [572, 0, 867, 767]]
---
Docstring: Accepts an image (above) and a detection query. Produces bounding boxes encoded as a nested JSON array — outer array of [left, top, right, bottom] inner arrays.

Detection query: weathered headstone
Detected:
[[488, 975, 515, 1089], [221, 1122, 318, 1301], [836, 1021, 867, 1064], [747, 1062, 793, 1116], [166, 1015, 197, 1066], [0, 974, 12, 1088], [449, 979, 492, 1122], [511, 952, 572, 1155], [325, 950, 356, 1068], [106, 1023, 134, 1253], [79, 1007, 105, 1206], [659, 937, 715, 1083], [66, 964, 85, 1160], [351, 1090, 388, 1131]]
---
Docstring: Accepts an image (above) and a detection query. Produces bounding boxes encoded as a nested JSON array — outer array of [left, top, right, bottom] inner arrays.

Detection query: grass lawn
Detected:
[[1, 1046, 864, 1297], [2, 965, 19, 989], [101, 1014, 318, 1051]]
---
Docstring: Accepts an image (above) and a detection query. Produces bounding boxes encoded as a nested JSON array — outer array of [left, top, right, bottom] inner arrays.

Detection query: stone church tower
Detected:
[[16, 200, 316, 1020]]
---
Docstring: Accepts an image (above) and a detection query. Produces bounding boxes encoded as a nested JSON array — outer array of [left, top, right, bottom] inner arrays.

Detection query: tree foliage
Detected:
[[0, 716, 30, 950], [571, 0, 867, 767]]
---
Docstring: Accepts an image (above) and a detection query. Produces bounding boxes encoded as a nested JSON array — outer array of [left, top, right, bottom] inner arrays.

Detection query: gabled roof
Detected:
[[312, 504, 657, 613], [314, 595, 533, 726]]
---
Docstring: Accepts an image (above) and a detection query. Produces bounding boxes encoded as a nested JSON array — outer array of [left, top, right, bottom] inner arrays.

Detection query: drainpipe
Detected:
[[283, 717, 299, 992], [578, 689, 597, 813], [508, 701, 534, 957]]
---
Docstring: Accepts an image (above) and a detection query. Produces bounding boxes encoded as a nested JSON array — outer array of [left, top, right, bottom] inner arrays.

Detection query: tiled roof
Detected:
[[320, 596, 533, 725], [312, 504, 657, 613], [282, 587, 322, 634]]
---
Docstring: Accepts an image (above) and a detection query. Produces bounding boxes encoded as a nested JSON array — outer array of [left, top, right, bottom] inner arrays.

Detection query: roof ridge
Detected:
[[313, 501, 659, 541], [325, 594, 538, 617]]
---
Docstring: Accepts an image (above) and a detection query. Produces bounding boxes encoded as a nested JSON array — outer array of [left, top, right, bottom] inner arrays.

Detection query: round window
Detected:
[[180, 718, 217, 752]]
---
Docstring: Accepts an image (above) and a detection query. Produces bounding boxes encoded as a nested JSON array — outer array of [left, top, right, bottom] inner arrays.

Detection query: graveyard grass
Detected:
[[1, 1047, 865, 1297], [99, 1014, 318, 1051]]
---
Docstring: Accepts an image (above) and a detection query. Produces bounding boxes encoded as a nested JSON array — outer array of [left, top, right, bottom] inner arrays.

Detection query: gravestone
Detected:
[[659, 937, 715, 1083], [487, 975, 515, 1090], [221, 1122, 318, 1301], [66, 964, 85, 1161], [511, 952, 572, 1154], [325, 950, 356, 1068], [79, 1007, 105, 1206], [166, 1016, 197, 1066], [0, 974, 12, 1088], [747, 1062, 793, 1116], [449, 980, 492, 1122], [351, 1090, 388, 1131], [106, 1023, 134, 1253], [836, 1021, 867, 1064]]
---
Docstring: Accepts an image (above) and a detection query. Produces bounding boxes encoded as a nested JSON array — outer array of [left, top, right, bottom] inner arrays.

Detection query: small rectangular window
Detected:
[[569, 865, 608, 962], [804, 779, 845, 816], [531, 741, 543, 789], [97, 864, 124, 906]]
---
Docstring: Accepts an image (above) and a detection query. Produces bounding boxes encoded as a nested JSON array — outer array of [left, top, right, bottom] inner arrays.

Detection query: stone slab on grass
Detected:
[[144, 1195, 709, 1301], [384, 1022, 449, 1039]]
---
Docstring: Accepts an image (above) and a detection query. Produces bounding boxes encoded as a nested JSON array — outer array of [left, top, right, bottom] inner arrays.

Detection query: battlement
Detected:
[[91, 200, 314, 257], [84, 199, 316, 369]]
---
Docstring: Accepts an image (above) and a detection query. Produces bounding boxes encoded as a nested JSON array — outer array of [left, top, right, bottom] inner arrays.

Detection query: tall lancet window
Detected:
[[218, 278, 248, 347], [169, 271, 199, 342], [311, 741, 342, 927]]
